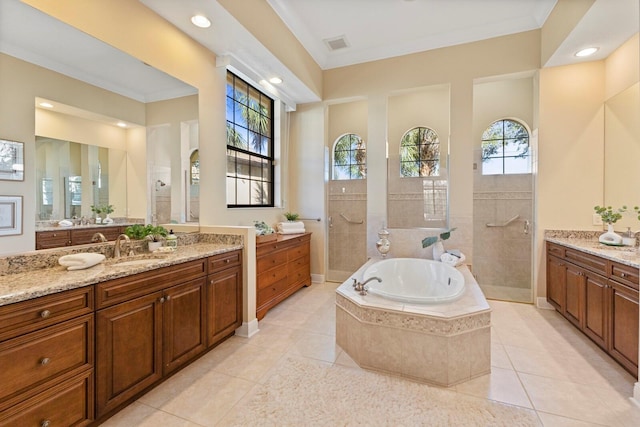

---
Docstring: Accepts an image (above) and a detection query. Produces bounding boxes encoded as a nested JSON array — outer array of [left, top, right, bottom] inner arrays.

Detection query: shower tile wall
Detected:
[[473, 174, 533, 302], [328, 180, 367, 281]]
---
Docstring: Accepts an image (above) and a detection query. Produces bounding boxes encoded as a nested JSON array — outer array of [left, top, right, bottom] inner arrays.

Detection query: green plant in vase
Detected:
[[284, 212, 299, 221], [594, 205, 626, 245]]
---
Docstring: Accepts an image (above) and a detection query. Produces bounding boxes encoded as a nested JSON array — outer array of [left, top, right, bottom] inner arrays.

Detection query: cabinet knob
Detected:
[[40, 357, 51, 366], [41, 420, 51, 427], [40, 310, 51, 318], [52, 233, 57, 237], [165, 295, 171, 301], [225, 259, 230, 263], [159, 297, 165, 303], [621, 272, 627, 278]]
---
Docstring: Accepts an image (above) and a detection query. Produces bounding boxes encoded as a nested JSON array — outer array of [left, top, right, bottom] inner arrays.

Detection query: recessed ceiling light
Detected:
[[269, 77, 283, 85], [39, 102, 53, 108], [575, 47, 598, 57], [116, 122, 127, 128], [191, 15, 211, 28]]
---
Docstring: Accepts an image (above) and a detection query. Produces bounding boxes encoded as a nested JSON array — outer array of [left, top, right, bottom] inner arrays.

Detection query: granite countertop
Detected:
[[0, 242, 242, 307], [545, 231, 640, 268]]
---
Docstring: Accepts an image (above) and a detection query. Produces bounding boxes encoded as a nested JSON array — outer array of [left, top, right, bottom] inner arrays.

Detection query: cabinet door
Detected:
[[583, 271, 608, 349], [546, 255, 566, 312], [96, 292, 163, 418], [207, 265, 242, 347], [163, 278, 207, 375], [564, 264, 585, 328], [609, 281, 639, 374]]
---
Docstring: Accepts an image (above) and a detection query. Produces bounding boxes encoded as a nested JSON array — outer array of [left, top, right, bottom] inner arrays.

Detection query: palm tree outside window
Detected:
[[332, 133, 366, 180], [400, 127, 440, 177], [226, 71, 274, 207], [481, 119, 531, 175]]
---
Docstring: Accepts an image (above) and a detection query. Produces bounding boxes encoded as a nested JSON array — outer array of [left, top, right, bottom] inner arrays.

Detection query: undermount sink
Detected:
[[109, 256, 168, 267]]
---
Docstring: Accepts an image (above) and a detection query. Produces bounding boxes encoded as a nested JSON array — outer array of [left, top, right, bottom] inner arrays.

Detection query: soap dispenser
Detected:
[[166, 229, 178, 249], [622, 227, 636, 247]]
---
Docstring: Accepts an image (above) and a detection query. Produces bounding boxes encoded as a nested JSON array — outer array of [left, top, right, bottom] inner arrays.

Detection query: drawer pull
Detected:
[[621, 273, 627, 278], [41, 420, 51, 427], [40, 357, 51, 366], [159, 297, 165, 303], [166, 295, 171, 301], [40, 310, 51, 318], [225, 259, 230, 263]]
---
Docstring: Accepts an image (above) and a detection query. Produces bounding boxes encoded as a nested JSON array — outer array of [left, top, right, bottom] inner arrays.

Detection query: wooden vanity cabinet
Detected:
[[36, 229, 71, 249], [207, 250, 243, 347], [95, 259, 207, 418], [546, 242, 639, 374], [0, 287, 94, 425], [36, 225, 127, 249], [256, 233, 311, 320]]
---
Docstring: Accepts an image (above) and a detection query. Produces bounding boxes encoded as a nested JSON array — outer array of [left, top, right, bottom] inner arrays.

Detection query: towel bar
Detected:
[[486, 214, 519, 227]]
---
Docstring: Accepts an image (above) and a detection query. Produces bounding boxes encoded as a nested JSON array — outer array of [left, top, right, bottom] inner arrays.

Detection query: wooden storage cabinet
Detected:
[[35, 230, 71, 249], [546, 241, 639, 374], [0, 287, 95, 425], [207, 249, 243, 346], [256, 233, 311, 320], [36, 225, 128, 249]]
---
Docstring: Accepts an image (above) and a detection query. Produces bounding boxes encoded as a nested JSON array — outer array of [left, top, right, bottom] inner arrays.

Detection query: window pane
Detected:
[[261, 137, 271, 157], [482, 121, 504, 140], [237, 177, 250, 205], [226, 177, 236, 205], [400, 127, 440, 177], [234, 102, 248, 128], [226, 73, 234, 97], [504, 138, 529, 157], [482, 157, 503, 175], [233, 124, 248, 150], [250, 156, 264, 180], [226, 98, 234, 122], [504, 156, 532, 174], [235, 80, 248, 104]]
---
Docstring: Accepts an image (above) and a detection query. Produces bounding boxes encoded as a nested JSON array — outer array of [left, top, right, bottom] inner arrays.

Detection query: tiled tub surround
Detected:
[[336, 258, 491, 387], [0, 233, 243, 306]]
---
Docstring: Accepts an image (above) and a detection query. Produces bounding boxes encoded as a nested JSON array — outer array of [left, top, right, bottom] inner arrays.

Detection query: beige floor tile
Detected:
[[519, 372, 620, 426], [101, 402, 202, 427], [286, 330, 341, 363], [491, 343, 514, 369], [537, 411, 606, 426], [334, 347, 360, 369], [455, 366, 533, 408], [241, 321, 302, 352]]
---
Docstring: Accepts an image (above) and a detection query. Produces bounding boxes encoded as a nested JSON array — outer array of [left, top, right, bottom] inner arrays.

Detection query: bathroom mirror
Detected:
[[603, 82, 640, 229], [35, 137, 126, 220]]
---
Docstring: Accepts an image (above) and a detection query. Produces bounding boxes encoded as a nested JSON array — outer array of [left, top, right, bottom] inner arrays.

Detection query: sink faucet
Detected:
[[113, 234, 131, 258], [91, 232, 107, 243], [351, 276, 382, 295]]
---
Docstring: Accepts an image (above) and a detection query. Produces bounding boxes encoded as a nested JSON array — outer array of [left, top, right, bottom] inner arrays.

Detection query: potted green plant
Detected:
[[144, 224, 168, 243], [594, 205, 625, 244], [124, 224, 147, 240], [90, 205, 103, 223], [284, 212, 299, 221], [102, 204, 115, 224], [421, 228, 456, 260]]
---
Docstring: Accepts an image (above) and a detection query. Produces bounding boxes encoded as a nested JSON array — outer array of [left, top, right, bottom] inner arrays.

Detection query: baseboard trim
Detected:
[[632, 382, 640, 408], [536, 297, 554, 310], [312, 273, 325, 284], [235, 319, 259, 338]]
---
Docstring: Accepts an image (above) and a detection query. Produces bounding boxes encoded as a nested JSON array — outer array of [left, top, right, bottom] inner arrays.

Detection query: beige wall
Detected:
[[540, 0, 595, 65]]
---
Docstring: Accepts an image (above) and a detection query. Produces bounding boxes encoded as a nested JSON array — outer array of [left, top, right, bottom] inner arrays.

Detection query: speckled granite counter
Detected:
[[0, 235, 242, 307], [545, 230, 640, 268]]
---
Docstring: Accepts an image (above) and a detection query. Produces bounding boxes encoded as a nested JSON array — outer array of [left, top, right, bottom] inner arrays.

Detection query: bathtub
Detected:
[[336, 257, 491, 387], [362, 258, 465, 303]]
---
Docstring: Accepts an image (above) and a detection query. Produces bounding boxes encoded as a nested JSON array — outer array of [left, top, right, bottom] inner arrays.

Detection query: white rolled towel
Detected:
[[277, 221, 305, 231], [278, 228, 306, 235], [440, 251, 466, 267], [58, 253, 106, 270], [58, 219, 73, 227]]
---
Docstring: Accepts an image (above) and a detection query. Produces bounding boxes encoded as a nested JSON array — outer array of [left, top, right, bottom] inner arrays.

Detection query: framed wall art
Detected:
[[0, 196, 23, 236], [0, 139, 24, 181]]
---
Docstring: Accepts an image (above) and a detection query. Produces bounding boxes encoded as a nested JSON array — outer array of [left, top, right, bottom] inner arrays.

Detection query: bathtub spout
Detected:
[[354, 276, 381, 295]]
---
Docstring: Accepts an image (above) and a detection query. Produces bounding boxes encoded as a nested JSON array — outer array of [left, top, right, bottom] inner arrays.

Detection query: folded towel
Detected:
[[278, 229, 306, 235], [58, 253, 106, 270], [58, 219, 73, 227], [278, 221, 304, 230], [440, 251, 466, 267]]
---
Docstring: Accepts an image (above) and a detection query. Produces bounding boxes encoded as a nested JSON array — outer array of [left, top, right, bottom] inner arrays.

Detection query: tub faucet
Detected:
[[351, 276, 381, 295], [113, 234, 131, 258]]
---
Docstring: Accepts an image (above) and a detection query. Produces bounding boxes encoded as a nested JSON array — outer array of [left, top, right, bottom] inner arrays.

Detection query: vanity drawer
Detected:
[[96, 259, 207, 308], [0, 314, 93, 406], [564, 248, 608, 275], [0, 287, 93, 342], [609, 261, 639, 290], [35, 230, 71, 249], [257, 277, 290, 304], [546, 242, 565, 258], [71, 226, 122, 245], [208, 250, 242, 274], [257, 265, 288, 290], [0, 369, 93, 427], [287, 242, 309, 262], [287, 264, 311, 287]]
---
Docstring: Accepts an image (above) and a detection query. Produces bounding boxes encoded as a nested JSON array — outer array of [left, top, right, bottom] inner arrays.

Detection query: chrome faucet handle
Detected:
[[351, 278, 358, 288]]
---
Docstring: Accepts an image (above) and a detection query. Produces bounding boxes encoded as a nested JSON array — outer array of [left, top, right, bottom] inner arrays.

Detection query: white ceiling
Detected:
[[0, 0, 638, 107]]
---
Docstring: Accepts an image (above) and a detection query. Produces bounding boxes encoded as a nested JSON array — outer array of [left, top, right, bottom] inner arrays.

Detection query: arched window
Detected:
[[481, 119, 531, 175], [190, 149, 199, 185], [332, 133, 366, 180], [400, 127, 440, 177]]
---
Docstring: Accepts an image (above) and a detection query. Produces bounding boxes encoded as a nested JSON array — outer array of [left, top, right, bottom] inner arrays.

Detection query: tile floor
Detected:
[[103, 281, 640, 426]]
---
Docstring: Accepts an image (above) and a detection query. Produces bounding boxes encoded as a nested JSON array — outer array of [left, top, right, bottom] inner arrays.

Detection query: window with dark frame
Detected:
[[226, 71, 274, 207], [400, 127, 440, 177], [332, 133, 366, 180]]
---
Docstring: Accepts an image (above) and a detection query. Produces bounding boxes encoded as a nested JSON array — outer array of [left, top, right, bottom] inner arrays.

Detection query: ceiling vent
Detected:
[[324, 35, 350, 51]]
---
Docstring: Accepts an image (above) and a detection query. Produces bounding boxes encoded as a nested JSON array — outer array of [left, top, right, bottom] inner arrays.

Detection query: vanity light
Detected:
[[39, 102, 53, 108], [575, 47, 598, 57], [116, 122, 127, 128], [191, 14, 211, 28], [269, 77, 283, 85]]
